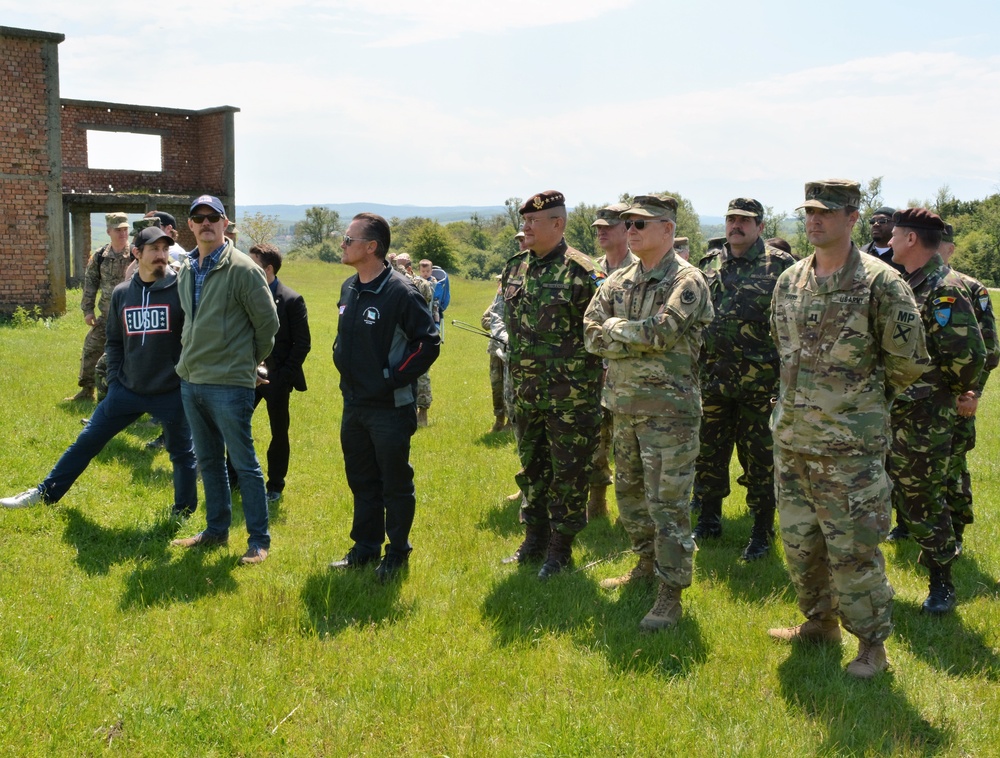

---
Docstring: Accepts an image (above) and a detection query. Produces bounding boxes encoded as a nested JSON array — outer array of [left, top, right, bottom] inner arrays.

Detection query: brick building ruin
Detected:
[[0, 25, 239, 315]]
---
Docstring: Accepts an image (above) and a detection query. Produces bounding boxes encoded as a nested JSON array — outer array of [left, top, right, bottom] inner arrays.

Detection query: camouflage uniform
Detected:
[[502, 238, 603, 535], [889, 254, 986, 567], [694, 236, 795, 527], [584, 252, 713, 587], [482, 290, 506, 420], [408, 274, 435, 411], [78, 242, 131, 390], [771, 243, 925, 643], [947, 273, 999, 532]]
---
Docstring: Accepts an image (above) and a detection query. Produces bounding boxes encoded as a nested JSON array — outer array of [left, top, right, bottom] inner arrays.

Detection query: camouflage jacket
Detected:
[[698, 237, 796, 394], [900, 254, 986, 402], [584, 251, 713, 417], [770, 244, 926, 456], [409, 272, 434, 305], [954, 270, 999, 395], [595, 250, 636, 277], [501, 239, 603, 411], [81, 244, 131, 320]]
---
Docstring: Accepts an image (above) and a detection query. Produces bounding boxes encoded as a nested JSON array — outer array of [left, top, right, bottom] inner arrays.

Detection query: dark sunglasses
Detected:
[[624, 219, 668, 230], [342, 235, 371, 246], [190, 214, 222, 224]]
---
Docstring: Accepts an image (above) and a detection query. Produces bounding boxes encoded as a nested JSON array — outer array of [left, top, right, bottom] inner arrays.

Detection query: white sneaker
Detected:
[[1, 488, 43, 508]]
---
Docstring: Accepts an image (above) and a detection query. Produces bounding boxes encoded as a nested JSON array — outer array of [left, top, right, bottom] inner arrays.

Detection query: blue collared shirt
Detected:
[[188, 243, 226, 313]]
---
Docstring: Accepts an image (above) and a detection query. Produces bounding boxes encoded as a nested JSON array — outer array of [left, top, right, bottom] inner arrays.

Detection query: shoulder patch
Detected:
[[933, 296, 955, 327], [680, 288, 697, 305]]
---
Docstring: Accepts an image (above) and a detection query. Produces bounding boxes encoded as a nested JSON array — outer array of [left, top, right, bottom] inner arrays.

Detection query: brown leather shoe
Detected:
[[239, 546, 268, 565], [768, 617, 842, 644], [171, 531, 229, 548]]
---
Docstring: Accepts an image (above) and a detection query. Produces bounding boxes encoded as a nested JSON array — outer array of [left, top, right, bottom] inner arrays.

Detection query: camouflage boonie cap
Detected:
[[623, 194, 678, 220], [519, 190, 566, 215], [942, 222, 954, 243], [591, 202, 632, 227], [726, 197, 764, 218], [132, 217, 162, 234], [796, 179, 861, 210], [106, 212, 129, 229]]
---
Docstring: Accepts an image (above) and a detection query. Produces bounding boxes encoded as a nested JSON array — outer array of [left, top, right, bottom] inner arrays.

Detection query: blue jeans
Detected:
[[41, 382, 197, 508], [340, 403, 418, 556], [181, 381, 270, 550]]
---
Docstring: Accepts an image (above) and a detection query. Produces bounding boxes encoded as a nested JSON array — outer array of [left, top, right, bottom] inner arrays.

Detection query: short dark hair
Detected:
[[353, 213, 391, 259], [249, 243, 282, 274], [766, 237, 792, 254], [899, 226, 943, 249]]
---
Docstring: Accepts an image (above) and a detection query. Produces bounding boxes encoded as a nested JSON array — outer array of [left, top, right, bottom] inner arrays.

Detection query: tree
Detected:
[[761, 205, 789, 241], [851, 176, 886, 248], [239, 212, 280, 247], [504, 197, 523, 230], [293, 206, 341, 250], [407, 220, 456, 271], [564, 203, 599, 256]]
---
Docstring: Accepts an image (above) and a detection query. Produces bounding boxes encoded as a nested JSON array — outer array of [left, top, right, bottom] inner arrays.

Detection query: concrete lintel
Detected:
[[0, 25, 64, 43], [61, 98, 240, 117]]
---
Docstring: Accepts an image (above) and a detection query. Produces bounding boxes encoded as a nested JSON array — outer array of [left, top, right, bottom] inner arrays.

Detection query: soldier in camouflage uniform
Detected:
[[585, 195, 713, 631], [587, 202, 636, 519], [938, 223, 1000, 553], [501, 190, 604, 580], [886, 208, 986, 615], [768, 180, 926, 679], [68, 212, 132, 402], [692, 198, 795, 561], [394, 253, 435, 426]]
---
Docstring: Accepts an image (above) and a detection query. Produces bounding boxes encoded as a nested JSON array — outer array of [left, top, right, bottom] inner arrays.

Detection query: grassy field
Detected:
[[1, 259, 999, 756]]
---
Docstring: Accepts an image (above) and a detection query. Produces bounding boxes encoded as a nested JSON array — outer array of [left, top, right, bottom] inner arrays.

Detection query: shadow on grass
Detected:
[[777, 641, 952, 755], [476, 493, 523, 538], [118, 546, 240, 610], [61, 507, 181, 575], [892, 597, 1000, 679], [474, 429, 516, 449], [300, 567, 412, 637], [481, 566, 707, 679]]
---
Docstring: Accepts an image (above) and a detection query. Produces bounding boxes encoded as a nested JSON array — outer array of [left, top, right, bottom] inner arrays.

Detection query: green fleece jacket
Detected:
[[176, 241, 279, 389]]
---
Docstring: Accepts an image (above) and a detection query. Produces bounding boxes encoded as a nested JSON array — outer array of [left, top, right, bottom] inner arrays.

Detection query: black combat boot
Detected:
[[502, 521, 551, 565], [692, 498, 722, 540], [538, 531, 574, 580], [742, 507, 775, 562], [885, 520, 910, 542], [953, 522, 965, 557], [921, 562, 957, 615]]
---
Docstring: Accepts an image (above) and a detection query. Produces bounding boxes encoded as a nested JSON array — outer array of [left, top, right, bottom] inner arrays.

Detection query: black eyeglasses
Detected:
[[870, 218, 892, 226], [342, 235, 371, 246], [190, 214, 222, 224], [624, 219, 668, 230]]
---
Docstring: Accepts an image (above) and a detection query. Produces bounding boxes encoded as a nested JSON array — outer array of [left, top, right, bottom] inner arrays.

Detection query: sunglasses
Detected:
[[342, 235, 371, 246], [624, 219, 668, 230], [190, 214, 222, 224]]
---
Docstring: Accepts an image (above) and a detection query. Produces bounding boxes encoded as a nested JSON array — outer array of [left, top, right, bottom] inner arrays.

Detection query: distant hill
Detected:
[[236, 203, 508, 225]]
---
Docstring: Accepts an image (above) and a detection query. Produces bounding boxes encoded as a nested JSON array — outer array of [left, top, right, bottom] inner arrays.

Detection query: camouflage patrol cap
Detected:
[[106, 212, 129, 229], [796, 179, 861, 210], [706, 236, 726, 251], [519, 190, 566, 215], [942, 223, 954, 243], [673, 236, 690, 250], [893, 207, 945, 232], [726, 198, 764, 219], [395, 252, 412, 265], [623, 194, 678, 221], [591, 202, 631, 227], [132, 217, 162, 234]]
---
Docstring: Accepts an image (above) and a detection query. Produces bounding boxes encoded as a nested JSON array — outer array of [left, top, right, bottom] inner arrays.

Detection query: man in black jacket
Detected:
[[329, 213, 441, 582], [1, 227, 197, 514]]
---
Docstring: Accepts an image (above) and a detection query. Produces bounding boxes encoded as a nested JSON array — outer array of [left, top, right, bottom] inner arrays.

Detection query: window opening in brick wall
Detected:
[[86, 130, 162, 171]]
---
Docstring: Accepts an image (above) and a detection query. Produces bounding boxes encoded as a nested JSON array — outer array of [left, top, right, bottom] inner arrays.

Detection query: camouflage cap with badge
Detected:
[[622, 194, 678, 220], [106, 212, 129, 230], [796, 179, 861, 210], [519, 190, 566, 215], [591, 202, 632, 227], [132, 217, 162, 235], [726, 198, 764, 219]]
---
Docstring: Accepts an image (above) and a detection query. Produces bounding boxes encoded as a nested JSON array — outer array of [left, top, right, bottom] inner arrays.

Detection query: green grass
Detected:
[[1, 260, 999, 755]]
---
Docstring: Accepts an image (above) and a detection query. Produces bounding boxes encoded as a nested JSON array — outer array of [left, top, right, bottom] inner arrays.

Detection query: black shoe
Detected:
[[741, 528, 774, 562], [375, 550, 410, 584], [146, 434, 165, 451], [537, 531, 574, 580], [886, 523, 910, 542], [329, 546, 379, 570], [922, 563, 957, 615], [170, 504, 196, 520], [502, 522, 551, 565], [692, 518, 722, 540]]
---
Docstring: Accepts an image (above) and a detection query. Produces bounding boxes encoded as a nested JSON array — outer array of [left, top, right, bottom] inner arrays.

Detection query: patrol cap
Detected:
[[150, 210, 177, 229], [622, 194, 678, 221], [395, 252, 412, 265], [514, 230, 525, 240], [591, 202, 631, 227], [132, 217, 161, 234], [135, 226, 172, 250], [189, 194, 226, 216], [706, 236, 726, 251], [796, 179, 861, 210], [942, 223, 955, 243], [519, 190, 566, 215], [893, 207, 945, 232], [106, 212, 129, 229], [673, 236, 690, 250], [726, 198, 763, 219]]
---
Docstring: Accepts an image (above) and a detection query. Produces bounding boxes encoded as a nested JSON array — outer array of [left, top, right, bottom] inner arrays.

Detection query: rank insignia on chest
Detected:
[[933, 296, 956, 327]]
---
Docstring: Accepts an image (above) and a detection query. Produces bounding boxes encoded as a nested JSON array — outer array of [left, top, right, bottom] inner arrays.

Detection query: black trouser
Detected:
[[227, 382, 293, 494]]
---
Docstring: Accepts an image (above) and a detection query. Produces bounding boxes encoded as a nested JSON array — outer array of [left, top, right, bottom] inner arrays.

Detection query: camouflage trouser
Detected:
[[693, 387, 775, 514], [416, 372, 432, 410], [774, 448, 894, 644], [78, 316, 106, 390], [489, 353, 505, 417], [95, 353, 109, 402], [589, 408, 614, 487], [946, 414, 976, 527], [613, 413, 699, 589], [889, 397, 958, 567], [514, 404, 600, 536]]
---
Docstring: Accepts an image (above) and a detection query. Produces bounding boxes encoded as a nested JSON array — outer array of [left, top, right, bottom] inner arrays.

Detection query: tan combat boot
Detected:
[[768, 617, 842, 644], [417, 407, 428, 427], [599, 556, 655, 590], [66, 387, 95, 402], [846, 639, 888, 678], [490, 414, 505, 433], [639, 582, 682, 631], [587, 485, 608, 519]]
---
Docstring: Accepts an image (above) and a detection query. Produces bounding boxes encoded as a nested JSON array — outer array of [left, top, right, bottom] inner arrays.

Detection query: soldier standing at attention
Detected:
[[587, 202, 635, 519], [937, 223, 1000, 554], [887, 208, 986, 615], [68, 212, 133, 402], [768, 180, 925, 679], [501, 190, 603, 579], [584, 195, 713, 630], [692, 198, 795, 560]]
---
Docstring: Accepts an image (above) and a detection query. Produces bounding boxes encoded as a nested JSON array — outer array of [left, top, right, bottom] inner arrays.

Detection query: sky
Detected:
[[4, 0, 1000, 218]]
